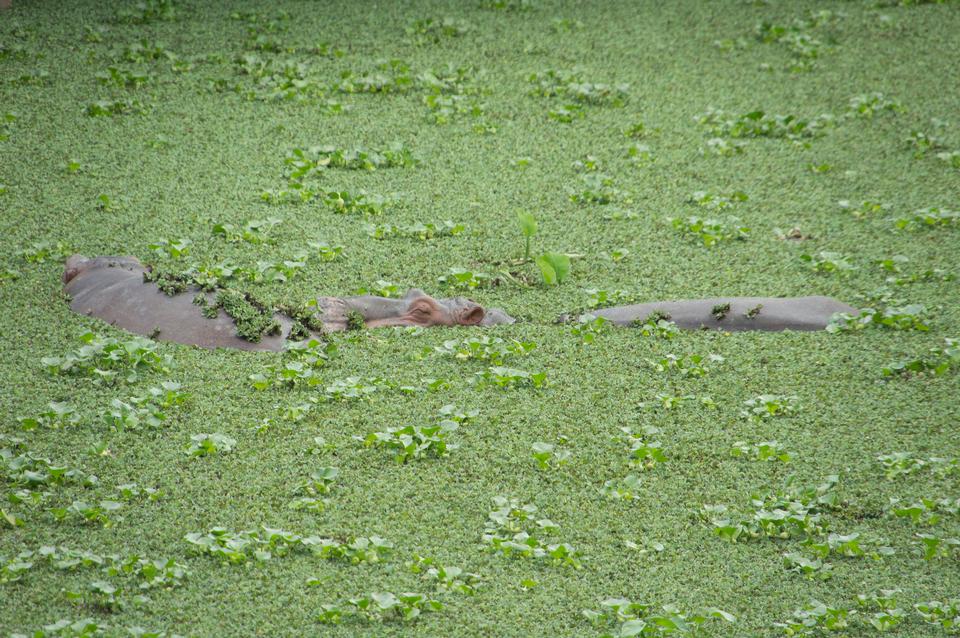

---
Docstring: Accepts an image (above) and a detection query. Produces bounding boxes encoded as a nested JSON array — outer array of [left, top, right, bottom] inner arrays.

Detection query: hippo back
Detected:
[[592, 296, 857, 332], [64, 260, 292, 351]]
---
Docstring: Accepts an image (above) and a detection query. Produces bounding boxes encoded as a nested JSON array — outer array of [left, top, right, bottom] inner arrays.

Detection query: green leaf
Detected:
[[535, 252, 571, 285], [517, 211, 537, 238]]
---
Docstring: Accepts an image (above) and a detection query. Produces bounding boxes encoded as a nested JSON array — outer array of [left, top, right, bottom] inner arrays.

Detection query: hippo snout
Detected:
[[480, 307, 515, 326]]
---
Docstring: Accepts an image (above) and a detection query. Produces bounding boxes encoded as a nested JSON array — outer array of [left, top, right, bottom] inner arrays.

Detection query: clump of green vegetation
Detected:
[[85, 98, 147, 117], [711, 303, 731, 320], [354, 280, 401, 298], [892, 206, 959, 230], [288, 467, 338, 513], [365, 220, 464, 240], [646, 353, 723, 377], [745, 303, 763, 318], [473, 366, 547, 389], [838, 199, 890, 219], [438, 267, 497, 289], [16, 401, 79, 431], [731, 441, 792, 463], [318, 592, 443, 625], [212, 217, 281, 243], [741, 394, 799, 420], [434, 336, 535, 364], [100, 382, 187, 431], [42, 332, 173, 384], [96, 66, 153, 89], [570, 314, 610, 345], [582, 598, 736, 636], [800, 251, 857, 274], [346, 310, 366, 331], [877, 452, 959, 479], [827, 304, 928, 333], [406, 16, 471, 44], [0, 110, 16, 139], [531, 439, 571, 470], [184, 527, 392, 564], [701, 137, 747, 156], [361, 420, 459, 463], [696, 107, 832, 142], [528, 69, 629, 107], [147, 237, 191, 259], [335, 59, 415, 94], [517, 211, 537, 261], [18, 240, 71, 264], [186, 433, 236, 457], [620, 425, 666, 470], [882, 337, 959, 377], [669, 216, 750, 246], [214, 289, 280, 342], [248, 338, 337, 390], [937, 150, 960, 169], [113, 0, 177, 24], [584, 288, 637, 309], [689, 189, 748, 211], [285, 143, 418, 174], [480, 0, 535, 10], [632, 313, 680, 339], [701, 474, 840, 542], [51, 499, 124, 528], [568, 173, 626, 205], [847, 92, 904, 118], [322, 190, 394, 215], [481, 496, 581, 568]]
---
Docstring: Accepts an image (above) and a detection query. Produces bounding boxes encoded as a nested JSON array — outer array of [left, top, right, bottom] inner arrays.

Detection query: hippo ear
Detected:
[[460, 305, 485, 326], [63, 254, 89, 284], [407, 296, 445, 325]]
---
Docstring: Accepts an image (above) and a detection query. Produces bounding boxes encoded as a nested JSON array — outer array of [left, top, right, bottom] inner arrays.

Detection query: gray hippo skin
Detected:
[[589, 296, 858, 332], [63, 255, 515, 351]]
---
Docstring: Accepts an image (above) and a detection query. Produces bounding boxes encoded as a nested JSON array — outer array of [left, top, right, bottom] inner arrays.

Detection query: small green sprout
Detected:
[[731, 441, 792, 463], [570, 314, 610, 345], [531, 440, 571, 470], [517, 211, 537, 261], [741, 394, 798, 420], [186, 433, 236, 457]]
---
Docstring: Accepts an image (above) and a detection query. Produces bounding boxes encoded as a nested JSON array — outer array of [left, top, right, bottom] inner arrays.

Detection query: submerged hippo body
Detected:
[[63, 255, 515, 351], [64, 256, 293, 351], [590, 296, 857, 332]]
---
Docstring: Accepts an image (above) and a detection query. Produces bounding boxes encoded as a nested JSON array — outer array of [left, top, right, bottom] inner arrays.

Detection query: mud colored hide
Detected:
[[589, 296, 857, 332], [63, 256, 514, 351]]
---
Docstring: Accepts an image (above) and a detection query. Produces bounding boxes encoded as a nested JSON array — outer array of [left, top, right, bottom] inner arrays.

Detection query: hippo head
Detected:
[[63, 254, 144, 284], [345, 289, 514, 329]]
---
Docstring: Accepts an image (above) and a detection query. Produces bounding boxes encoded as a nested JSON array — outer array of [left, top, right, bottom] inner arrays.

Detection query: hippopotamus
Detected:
[[62, 255, 515, 351], [586, 296, 857, 332]]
